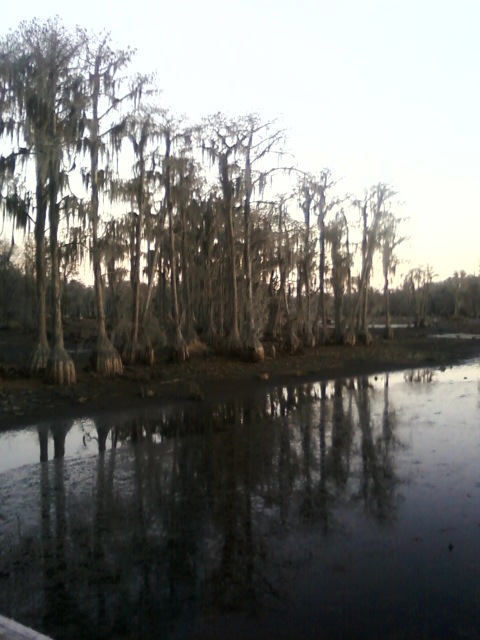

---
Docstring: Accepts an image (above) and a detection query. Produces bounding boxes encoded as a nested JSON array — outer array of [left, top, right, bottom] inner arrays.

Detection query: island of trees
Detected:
[[0, 18, 475, 386]]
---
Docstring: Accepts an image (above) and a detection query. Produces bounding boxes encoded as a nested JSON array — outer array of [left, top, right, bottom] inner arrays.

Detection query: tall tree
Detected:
[[313, 169, 338, 344], [379, 212, 405, 339], [298, 177, 316, 348], [327, 212, 351, 343], [123, 104, 162, 363], [161, 119, 192, 362], [241, 116, 285, 362], [201, 114, 247, 354], [44, 24, 86, 385], [345, 184, 394, 346], [0, 18, 87, 383], [81, 33, 134, 376], [0, 21, 52, 373], [405, 265, 435, 328]]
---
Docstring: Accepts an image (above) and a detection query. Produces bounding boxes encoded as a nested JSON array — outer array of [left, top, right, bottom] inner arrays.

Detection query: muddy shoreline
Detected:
[[1, 322, 480, 430]]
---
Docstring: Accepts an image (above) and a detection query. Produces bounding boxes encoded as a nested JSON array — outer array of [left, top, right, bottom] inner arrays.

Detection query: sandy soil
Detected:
[[1, 317, 480, 429]]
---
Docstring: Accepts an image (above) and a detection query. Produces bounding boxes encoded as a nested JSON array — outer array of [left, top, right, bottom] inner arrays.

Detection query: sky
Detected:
[[2, 0, 480, 285]]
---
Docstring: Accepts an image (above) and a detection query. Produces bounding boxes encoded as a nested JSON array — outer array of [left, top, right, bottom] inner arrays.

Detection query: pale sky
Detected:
[[2, 0, 479, 284]]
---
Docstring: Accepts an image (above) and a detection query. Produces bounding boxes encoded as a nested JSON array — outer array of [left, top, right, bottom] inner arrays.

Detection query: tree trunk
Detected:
[[92, 219, 123, 375], [242, 134, 264, 363], [89, 63, 123, 376], [129, 206, 142, 363], [204, 254, 217, 345], [345, 188, 385, 346], [165, 136, 188, 362], [30, 174, 50, 374], [46, 160, 76, 385], [317, 220, 328, 344], [180, 205, 197, 343], [357, 201, 372, 346], [383, 269, 393, 339], [331, 231, 345, 344], [282, 266, 299, 354], [303, 199, 314, 348], [220, 156, 241, 354], [265, 271, 280, 339]]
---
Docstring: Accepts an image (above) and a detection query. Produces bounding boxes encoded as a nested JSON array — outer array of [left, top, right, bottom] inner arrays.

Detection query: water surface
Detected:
[[0, 362, 479, 639]]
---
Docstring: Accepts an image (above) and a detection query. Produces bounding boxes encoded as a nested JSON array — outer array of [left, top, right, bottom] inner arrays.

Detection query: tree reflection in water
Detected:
[[1, 376, 406, 638]]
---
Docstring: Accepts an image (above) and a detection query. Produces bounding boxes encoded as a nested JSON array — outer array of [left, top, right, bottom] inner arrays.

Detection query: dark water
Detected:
[[1, 364, 480, 639]]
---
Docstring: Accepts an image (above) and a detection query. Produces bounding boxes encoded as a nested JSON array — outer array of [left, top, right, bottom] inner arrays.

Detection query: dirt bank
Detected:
[[1, 319, 480, 429]]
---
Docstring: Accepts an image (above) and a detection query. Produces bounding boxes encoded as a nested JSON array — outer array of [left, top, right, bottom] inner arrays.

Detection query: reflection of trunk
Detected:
[[52, 422, 70, 459], [382, 373, 392, 442], [219, 414, 238, 609], [217, 403, 256, 609], [278, 406, 292, 524], [94, 455, 107, 631], [42, 459, 70, 636], [356, 378, 377, 503], [330, 379, 350, 486], [54, 459, 67, 580], [318, 381, 329, 532], [300, 402, 313, 521], [380, 373, 395, 484], [97, 423, 110, 455], [354, 377, 391, 519], [40, 463, 53, 632], [53, 460, 69, 632], [242, 420, 255, 603], [38, 424, 49, 462]]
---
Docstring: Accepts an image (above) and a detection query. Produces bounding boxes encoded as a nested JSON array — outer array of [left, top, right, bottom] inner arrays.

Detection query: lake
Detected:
[[0, 361, 479, 639]]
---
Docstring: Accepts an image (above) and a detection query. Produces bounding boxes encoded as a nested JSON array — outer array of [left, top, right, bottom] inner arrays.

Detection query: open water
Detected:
[[0, 361, 479, 639]]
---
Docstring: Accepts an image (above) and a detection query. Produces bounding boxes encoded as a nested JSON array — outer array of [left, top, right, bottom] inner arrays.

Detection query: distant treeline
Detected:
[[1, 241, 477, 336]]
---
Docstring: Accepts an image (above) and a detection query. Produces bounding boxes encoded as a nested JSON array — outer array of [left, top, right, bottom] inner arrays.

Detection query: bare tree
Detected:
[[326, 212, 351, 343], [0, 21, 52, 373], [405, 265, 435, 328], [123, 104, 162, 363], [201, 114, 248, 354], [379, 212, 405, 339], [297, 176, 316, 348], [81, 33, 134, 375], [345, 184, 394, 346], [162, 120, 193, 362], [241, 115, 285, 362]]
